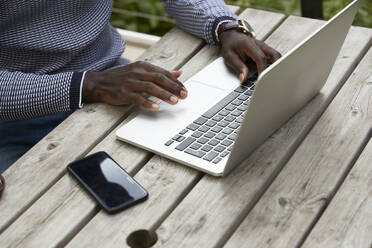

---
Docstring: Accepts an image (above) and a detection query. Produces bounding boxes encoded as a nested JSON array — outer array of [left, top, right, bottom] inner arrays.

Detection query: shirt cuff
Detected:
[[211, 16, 237, 44], [70, 71, 85, 110]]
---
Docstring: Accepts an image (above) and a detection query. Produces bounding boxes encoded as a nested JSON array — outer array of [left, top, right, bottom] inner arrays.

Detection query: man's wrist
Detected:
[[215, 20, 236, 44], [212, 16, 236, 44]]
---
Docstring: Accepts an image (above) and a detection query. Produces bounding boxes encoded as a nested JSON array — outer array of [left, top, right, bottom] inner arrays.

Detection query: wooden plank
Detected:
[[302, 139, 372, 248], [225, 48, 372, 248], [54, 9, 283, 248], [0, 6, 242, 246], [0, 5, 241, 233], [151, 24, 372, 247]]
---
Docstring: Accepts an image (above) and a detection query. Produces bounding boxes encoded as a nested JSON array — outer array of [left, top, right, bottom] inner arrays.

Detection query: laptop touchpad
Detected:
[[124, 80, 227, 137]]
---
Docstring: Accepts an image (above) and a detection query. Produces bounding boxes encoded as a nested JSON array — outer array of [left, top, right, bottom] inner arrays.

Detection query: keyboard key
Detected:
[[203, 151, 219, 161], [225, 105, 236, 111], [237, 105, 248, 111], [208, 139, 219, 146], [175, 137, 196, 151], [224, 116, 235, 122], [165, 140, 174, 146], [212, 115, 224, 122], [234, 86, 248, 93], [191, 131, 203, 138], [194, 117, 208, 125], [172, 134, 185, 142], [211, 126, 223, 133], [213, 157, 222, 164], [179, 129, 188, 135], [214, 145, 226, 152], [201, 145, 213, 152], [185, 149, 206, 158], [190, 143, 202, 150], [220, 151, 229, 157], [187, 123, 199, 131], [243, 80, 254, 88], [204, 131, 216, 139], [244, 100, 250, 105], [218, 121, 229, 128], [222, 128, 234, 135], [221, 139, 233, 146], [232, 99, 243, 106], [236, 117, 244, 123], [231, 110, 243, 117], [229, 122, 240, 129], [202, 91, 240, 118], [228, 133, 237, 140], [219, 110, 229, 116], [227, 146, 233, 151], [197, 137, 209, 144], [250, 85, 255, 90], [238, 94, 249, 101], [198, 126, 210, 132], [205, 120, 217, 127], [215, 133, 227, 140]]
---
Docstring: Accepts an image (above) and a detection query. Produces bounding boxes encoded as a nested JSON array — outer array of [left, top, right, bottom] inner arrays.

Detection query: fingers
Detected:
[[141, 63, 188, 99], [171, 71, 182, 78], [127, 93, 160, 111], [257, 41, 282, 64], [223, 51, 249, 82], [243, 40, 269, 75], [132, 80, 179, 105]]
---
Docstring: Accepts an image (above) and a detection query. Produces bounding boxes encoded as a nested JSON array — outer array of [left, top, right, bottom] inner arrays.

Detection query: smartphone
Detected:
[[67, 151, 148, 214]]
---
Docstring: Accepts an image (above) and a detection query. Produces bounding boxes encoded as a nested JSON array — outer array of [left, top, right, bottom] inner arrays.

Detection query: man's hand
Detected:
[[219, 28, 282, 82], [83, 61, 187, 110]]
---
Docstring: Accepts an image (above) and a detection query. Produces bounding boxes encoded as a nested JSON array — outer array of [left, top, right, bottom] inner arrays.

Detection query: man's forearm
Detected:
[[161, 0, 237, 44]]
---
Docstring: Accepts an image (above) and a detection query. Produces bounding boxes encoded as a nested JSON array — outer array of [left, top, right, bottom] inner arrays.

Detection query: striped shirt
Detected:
[[0, 0, 236, 120]]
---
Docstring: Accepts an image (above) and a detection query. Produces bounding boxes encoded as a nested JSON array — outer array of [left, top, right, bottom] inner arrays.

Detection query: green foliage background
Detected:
[[111, 0, 371, 36]]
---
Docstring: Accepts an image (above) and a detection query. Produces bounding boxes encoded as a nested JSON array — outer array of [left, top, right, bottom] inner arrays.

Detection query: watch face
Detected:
[[239, 20, 257, 38]]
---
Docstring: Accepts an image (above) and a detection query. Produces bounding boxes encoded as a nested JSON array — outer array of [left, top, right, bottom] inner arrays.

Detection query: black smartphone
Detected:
[[67, 151, 148, 214]]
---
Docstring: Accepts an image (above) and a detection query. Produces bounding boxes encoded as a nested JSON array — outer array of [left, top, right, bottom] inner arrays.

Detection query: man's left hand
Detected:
[[219, 29, 282, 82]]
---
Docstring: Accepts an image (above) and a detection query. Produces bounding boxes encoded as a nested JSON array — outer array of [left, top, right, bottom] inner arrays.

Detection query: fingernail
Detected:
[[152, 103, 160, 110], [180, 90, 187, 99], [239, 73, 244, 82], [170, 95, 178, 103]]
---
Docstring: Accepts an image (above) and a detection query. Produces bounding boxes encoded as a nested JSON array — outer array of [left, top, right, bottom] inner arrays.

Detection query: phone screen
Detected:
[[67, 151, 148, 213]]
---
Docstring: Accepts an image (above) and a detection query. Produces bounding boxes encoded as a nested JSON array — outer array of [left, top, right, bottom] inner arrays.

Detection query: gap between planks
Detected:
[[296, 125, 372, 248], [302, 138, 372, 247]]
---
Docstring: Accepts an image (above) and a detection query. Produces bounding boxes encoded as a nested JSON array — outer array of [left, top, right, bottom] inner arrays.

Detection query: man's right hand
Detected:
[[82, 61, 188, 110]]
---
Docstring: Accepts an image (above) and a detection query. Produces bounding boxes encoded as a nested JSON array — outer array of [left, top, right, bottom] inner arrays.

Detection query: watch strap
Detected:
[[216, 20, 256, 43]]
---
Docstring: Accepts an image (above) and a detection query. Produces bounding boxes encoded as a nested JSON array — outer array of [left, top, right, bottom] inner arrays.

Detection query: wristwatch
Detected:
[[216, 19, 257, 43]]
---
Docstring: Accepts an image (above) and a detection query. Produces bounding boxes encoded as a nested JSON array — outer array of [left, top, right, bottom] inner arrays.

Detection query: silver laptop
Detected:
[[116, 0, 360, 176]]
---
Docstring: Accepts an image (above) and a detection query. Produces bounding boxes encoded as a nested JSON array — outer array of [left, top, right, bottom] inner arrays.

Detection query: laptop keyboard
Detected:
[[164, 74, 257, 164]]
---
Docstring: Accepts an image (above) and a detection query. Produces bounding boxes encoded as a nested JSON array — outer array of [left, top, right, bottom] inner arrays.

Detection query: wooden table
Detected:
[[1, 6, 371, 248]]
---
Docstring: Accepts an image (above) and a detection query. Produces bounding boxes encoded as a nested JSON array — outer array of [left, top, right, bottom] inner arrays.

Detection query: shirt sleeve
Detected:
[[160, 0, 237, 44], [0, 70, 84, 121]]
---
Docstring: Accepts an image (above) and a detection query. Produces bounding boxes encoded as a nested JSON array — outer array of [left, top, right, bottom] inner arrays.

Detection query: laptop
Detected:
[[116, 0, 360, 176]]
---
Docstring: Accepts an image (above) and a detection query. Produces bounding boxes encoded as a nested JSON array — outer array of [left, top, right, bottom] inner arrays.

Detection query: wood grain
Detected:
[[153, 22, 372, 248], [302, 139, 372, 248], [225, 48, 372, 248]]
